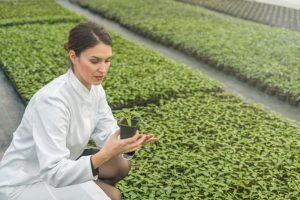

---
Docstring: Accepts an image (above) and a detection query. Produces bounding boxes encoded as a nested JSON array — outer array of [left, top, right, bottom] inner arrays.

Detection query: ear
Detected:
[[69, 50, 77, 67]]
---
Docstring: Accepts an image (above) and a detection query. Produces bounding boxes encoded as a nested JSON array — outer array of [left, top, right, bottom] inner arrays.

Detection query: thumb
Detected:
[[112, 128, 120, 138]]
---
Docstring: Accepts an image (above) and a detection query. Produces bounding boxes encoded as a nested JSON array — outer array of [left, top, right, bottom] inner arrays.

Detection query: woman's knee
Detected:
[[110, 187, 122, 200], [98, 156, 131, 184], [108, 159, 131, 184], [119, 159, 131, 178]]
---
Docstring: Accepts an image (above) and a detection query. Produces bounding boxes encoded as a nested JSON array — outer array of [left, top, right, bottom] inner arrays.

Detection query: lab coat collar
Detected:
[[68, 68, 92, 98]]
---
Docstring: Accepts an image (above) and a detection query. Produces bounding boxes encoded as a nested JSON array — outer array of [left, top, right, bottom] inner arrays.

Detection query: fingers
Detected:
[[141, 133, 159, 142], [141, 137, 159, 147], [133, 132, 159, 145], [123, 134, 147, 153], [124, 130, 143, 141], [120, 131, 159, 153], [132, 134, 148, 146], [120, 131, 140, 147], [126, 135, 159, 152], [112, 129, 120, 138], [145, 137, 159, 143]]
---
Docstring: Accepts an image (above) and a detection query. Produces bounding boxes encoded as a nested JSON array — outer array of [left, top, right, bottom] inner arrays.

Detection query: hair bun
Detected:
[[63, 42, 69, 51]]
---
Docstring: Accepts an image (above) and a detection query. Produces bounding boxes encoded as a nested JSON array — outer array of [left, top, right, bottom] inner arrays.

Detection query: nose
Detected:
[[97, 62, 108, 73]]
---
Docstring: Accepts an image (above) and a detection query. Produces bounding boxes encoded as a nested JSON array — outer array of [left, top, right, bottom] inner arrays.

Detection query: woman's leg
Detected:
[[98, 155, 131, 185], [95, 155, 131, 200], [94, 181, 121, 200]]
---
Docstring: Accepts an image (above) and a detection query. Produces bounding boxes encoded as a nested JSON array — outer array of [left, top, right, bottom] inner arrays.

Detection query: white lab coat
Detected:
[[0, 68, 118, 199]]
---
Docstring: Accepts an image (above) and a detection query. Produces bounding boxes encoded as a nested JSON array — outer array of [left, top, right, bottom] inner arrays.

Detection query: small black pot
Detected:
[[118, 117, 140, 159], [118, 117, 139, 139]]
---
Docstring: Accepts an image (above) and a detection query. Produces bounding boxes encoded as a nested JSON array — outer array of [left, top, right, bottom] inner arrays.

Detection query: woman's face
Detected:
[[69, 43, 112, 90]]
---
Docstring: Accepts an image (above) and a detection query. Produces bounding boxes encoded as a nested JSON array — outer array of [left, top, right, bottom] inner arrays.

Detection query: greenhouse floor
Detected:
[[255, 0, 300, 9], [0, 68, 24, 158], [178, 0, 300, 31]]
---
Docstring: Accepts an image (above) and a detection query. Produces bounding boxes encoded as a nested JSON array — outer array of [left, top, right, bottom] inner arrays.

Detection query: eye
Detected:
[[90, 59, 99, 64], [105, 59, 111, 63]]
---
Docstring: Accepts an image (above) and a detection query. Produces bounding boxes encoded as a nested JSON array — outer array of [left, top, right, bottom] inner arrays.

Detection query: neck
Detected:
[[71, 67, 91, 91]]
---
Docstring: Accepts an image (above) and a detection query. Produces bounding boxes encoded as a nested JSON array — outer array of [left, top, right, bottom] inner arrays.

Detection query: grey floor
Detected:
[[178, 0, 300, 32], [255, 0, 300, 9], [0, 69, 25, 158]]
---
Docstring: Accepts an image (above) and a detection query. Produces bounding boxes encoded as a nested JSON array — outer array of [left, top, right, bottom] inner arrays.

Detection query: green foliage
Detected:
[[0, 0, 84, 26], [2, 0, 300, 199], [104, 33, 222, 108], [73, 0, 300, 104], [119, 108, 141, 126], [112, 92, 300, 199], [0, 24, 222, 107], [0, 0, 222, 108], [0, 23, 75, 101]]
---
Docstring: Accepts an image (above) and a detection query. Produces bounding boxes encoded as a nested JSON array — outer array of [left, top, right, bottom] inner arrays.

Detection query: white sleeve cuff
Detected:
[[122, 153, 134, 160]]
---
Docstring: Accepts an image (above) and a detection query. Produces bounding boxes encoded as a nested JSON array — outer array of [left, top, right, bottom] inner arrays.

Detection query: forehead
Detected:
[[81, 43, 112, 58]]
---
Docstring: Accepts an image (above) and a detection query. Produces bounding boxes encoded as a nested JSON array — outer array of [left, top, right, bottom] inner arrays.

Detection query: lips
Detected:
[[95, 76, 104, 81]]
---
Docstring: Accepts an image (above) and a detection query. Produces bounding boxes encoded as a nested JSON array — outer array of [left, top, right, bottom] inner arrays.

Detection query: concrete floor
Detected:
[[254, 0, 300, 9], [0, 68, 25, 157]]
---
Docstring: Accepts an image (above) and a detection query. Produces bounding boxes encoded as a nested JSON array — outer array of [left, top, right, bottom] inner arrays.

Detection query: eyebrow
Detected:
[[90, 56, 112, 60]]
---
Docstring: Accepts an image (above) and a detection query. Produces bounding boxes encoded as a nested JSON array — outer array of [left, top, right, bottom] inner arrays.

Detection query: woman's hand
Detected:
[[102, 129, 159, 159], [92, 129, 159, 168]]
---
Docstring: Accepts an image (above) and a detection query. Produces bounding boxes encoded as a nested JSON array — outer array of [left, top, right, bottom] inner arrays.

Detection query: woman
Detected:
[[0, 22, 158, 200]]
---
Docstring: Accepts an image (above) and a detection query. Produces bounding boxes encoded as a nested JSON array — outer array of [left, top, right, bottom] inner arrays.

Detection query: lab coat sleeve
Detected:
[[32, 95, 95, 188], [91, 87, 119, 148]]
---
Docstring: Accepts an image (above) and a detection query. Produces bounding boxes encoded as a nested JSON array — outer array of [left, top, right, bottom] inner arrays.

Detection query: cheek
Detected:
[[106, 63, 111, 71], [80, 60, 95, 75]]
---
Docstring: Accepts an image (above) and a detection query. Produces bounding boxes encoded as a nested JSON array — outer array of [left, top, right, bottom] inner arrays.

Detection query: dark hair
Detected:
[[64, 22, 112, 57]]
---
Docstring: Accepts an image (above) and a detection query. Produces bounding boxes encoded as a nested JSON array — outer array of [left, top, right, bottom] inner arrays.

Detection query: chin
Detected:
[[92, 81, 102, 86]]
